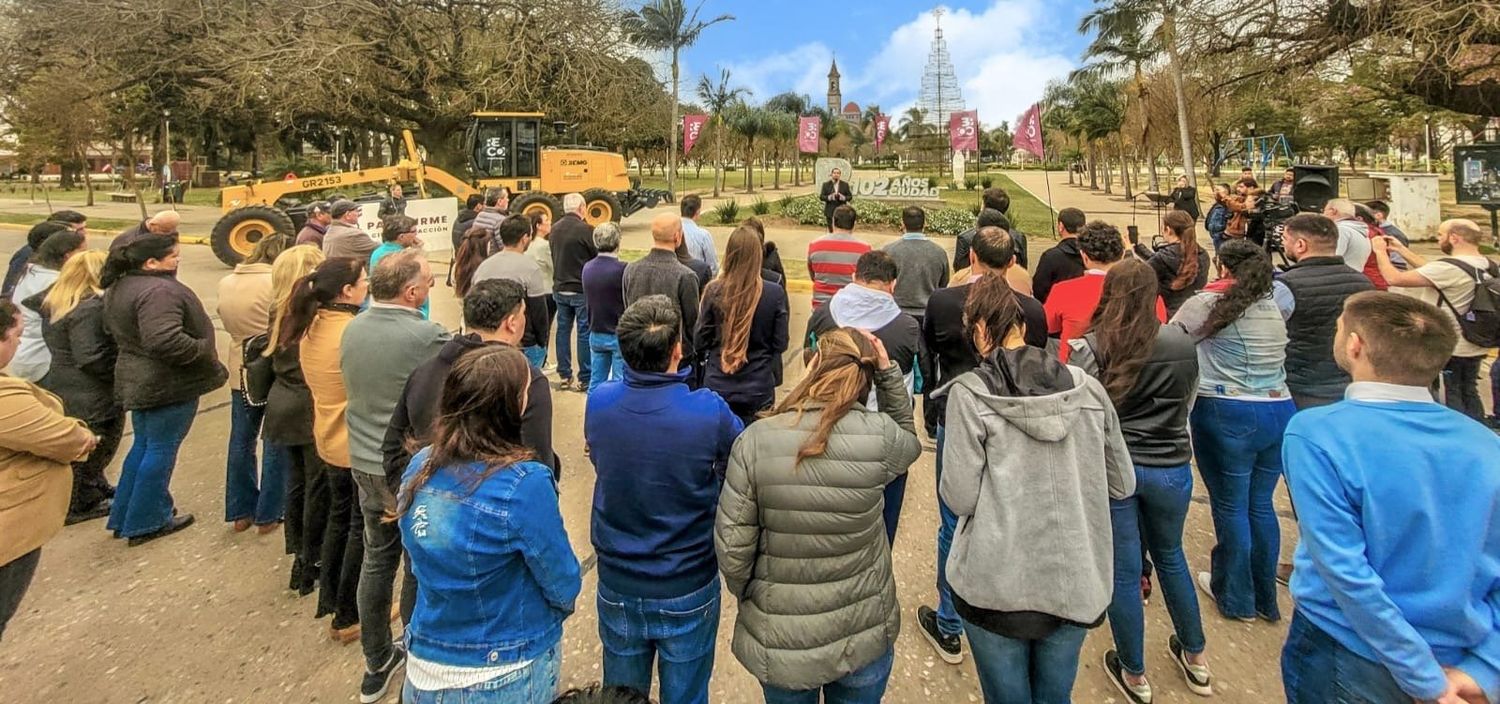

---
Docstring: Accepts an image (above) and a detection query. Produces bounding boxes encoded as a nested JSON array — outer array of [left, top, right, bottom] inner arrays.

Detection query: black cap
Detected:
[[330, 200, 362, 218], [307, 200, 331, 216]]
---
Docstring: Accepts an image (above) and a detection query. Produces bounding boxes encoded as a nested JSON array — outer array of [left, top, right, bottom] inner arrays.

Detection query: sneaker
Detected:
[[329, 622, 361, 645], [1103, 650, 1152, 704], [359, 648, 407, 703], [1168, 635, 1214, 696], [1195, 572, 1254, 623], [127, 513, 196, 547], [555, 379, 575, 392], [916, 605, 963, 664], [1141, 575, 1153, 606]]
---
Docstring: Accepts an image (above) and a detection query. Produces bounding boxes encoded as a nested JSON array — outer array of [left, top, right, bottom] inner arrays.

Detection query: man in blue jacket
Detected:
[[584, 295, 744, 704], [1282, 291, 1500, 704]]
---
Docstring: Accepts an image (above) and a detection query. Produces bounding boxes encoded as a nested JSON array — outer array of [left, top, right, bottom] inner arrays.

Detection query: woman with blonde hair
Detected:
[[262, 244, 328, 594], [716, 327, 920, 702], [218, 233, 292, 534], [33, 250, 118, 523], [695, 226, 788, 426]]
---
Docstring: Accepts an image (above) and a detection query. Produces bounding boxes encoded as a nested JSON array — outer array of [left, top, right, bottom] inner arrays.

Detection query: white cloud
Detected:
[[717, 0, 1076, 129], [721, 43, 836, 105]]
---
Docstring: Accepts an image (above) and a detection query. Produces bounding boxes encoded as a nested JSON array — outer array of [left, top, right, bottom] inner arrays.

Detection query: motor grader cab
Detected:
[[208, 112, 671, 265]]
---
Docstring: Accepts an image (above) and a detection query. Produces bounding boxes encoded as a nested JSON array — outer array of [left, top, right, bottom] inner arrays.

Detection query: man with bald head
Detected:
[[623, 212, 701, 367], [1373, 218, 1498, 421], [111, 210, 182, 249]]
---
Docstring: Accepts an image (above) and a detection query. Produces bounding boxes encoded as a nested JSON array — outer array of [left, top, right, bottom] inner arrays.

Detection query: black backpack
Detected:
[[1435, 258, 1500, 349]]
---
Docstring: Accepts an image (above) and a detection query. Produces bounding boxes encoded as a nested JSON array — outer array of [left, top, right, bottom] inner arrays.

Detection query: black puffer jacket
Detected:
[[29, 293, 120, 424], [102, 270, 227, 410], [1068, 324, 1199, 466], [1134, 242, 1211, 315]]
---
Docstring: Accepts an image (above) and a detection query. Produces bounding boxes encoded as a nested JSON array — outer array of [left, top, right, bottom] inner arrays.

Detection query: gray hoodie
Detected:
[[828, 284, 915, 397], [936, 356, 1134, 626]]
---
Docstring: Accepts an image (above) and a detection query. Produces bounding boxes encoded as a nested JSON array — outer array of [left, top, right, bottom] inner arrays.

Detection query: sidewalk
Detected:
[[1003, 170, 1177, 233]]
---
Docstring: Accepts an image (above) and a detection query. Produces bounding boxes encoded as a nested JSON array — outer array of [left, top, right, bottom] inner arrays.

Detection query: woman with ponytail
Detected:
[[695, 226, 788, 426], [288, 256, 369, 641], [1069, 260, 1212, 701], [1169, 239, 1294, 624], [935, 273, 1133, 704], [716, 327, 919, 702], [1134, 209, 1211, 315], [102, 232, 227, 546], [262, 245, 327, 594]]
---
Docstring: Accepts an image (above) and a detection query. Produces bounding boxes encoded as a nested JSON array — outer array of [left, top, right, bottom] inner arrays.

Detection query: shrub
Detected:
[[714, 200, 740, 224], [927, 176, 939, 188], [964, 177, 978, 190], [750, 197, 771, 216], [927, 207, 977, 237], [980, 176, 994, 189], [949, 181, 961, 191]]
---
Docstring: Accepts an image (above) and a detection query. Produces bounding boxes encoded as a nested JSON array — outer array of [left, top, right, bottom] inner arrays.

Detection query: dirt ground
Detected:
[[1, 238, 1309, 704]]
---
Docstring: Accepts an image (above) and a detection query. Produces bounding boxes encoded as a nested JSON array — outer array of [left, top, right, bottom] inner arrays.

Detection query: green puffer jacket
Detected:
[[715, 364, 921, 690]]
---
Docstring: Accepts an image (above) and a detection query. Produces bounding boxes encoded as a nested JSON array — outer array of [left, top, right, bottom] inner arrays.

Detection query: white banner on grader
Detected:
[[355, 197, 460, 253]]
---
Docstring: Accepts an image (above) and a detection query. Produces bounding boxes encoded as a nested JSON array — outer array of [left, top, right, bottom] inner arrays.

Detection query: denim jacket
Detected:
[[1170, 289, 1290, 399], [399, 449, 582, 667]]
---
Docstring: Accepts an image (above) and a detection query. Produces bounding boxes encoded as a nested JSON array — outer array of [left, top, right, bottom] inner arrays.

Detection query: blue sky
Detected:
[[670, 0, 1093, 130]]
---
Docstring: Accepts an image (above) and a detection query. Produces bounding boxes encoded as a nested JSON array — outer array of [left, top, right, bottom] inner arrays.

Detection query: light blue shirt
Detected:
[[681, 218, 718, 275]]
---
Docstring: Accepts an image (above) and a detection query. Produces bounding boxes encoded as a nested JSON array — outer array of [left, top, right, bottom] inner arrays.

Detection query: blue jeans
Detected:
[[552, 292, 590, 384], [883, 473, 908, 543], [934, 425, 961, 637], [1190, 396, 1295, 620], [761, 648, 894, 704], [597, 576, 720, 704], [1282, 612, 1410, 703], [963, 620, 1088, 704], [1106, 462, 1207, 675], [522, 346, 547, 369], [1208, 229, 1226, 252], [108, 399, 199, 538], [224, 390, 288, 525], [588, 332, 625, 393], [403, 641, 561, 704]]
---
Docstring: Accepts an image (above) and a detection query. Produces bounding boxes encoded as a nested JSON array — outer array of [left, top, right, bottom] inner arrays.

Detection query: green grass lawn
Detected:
[[0, 211, 141, 232], [938, 174, 1057, 242]]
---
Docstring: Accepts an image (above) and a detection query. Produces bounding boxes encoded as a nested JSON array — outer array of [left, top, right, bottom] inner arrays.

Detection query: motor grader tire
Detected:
[[211, 206, 294, 266], [581, 188, 624, 226], [512, 192, 562, 223]]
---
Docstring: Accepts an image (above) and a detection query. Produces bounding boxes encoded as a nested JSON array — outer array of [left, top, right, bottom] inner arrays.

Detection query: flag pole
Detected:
[[1040, 108, 1055, 220]]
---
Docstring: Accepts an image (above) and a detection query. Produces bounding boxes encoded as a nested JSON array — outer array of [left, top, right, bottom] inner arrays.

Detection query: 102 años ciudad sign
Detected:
[[815, 158, 941, 201]]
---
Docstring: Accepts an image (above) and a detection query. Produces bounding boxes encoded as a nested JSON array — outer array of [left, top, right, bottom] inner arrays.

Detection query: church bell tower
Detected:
[[827, 58, 842, 115]]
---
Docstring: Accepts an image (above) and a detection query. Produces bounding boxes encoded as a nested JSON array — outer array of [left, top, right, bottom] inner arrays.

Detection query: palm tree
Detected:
[[622, 0, 735, 198], [763, 111, 796, 189], [765, 91, 812, 185], [1071, 74, 1127, 195], [726, 102, 767, 193], [1078, 0, 1195, 189], [898, 106, 930, 139], [696, 68, 749, 197]]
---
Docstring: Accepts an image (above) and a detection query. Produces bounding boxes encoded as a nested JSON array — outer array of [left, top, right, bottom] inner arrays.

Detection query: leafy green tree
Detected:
[[622, 0, 734, 198], [695, 68, 749, 197]]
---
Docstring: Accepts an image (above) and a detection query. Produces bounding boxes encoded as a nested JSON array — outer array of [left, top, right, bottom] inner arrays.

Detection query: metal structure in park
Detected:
[[917, 8, 966, 131]]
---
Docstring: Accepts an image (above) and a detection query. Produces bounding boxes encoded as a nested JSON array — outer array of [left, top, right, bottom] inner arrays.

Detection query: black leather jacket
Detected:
[[1069, 324, 1199, 466]]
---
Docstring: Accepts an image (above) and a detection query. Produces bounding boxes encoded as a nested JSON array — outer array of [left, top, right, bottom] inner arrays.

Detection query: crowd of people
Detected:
[[0, 178, 1497, 704]]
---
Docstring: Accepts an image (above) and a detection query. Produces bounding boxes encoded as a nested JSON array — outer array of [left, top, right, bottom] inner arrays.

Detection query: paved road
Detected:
[[0, 233, 1298, 704]]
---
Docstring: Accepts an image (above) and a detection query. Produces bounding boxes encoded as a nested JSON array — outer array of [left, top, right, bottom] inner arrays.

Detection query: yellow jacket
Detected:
[[0, 374, 90, 566], [299, 307, 356, 468]]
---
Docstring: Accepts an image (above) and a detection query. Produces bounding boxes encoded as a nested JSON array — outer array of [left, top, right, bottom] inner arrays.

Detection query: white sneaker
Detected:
[[1196, 572, 1254, 623]]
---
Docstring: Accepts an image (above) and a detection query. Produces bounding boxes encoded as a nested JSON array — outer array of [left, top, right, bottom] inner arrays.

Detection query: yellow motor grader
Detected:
[[209, 112, 670, 265]]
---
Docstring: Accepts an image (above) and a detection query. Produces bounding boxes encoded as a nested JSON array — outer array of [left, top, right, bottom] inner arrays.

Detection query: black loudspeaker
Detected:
[[1292, 165, 1340, 213]]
